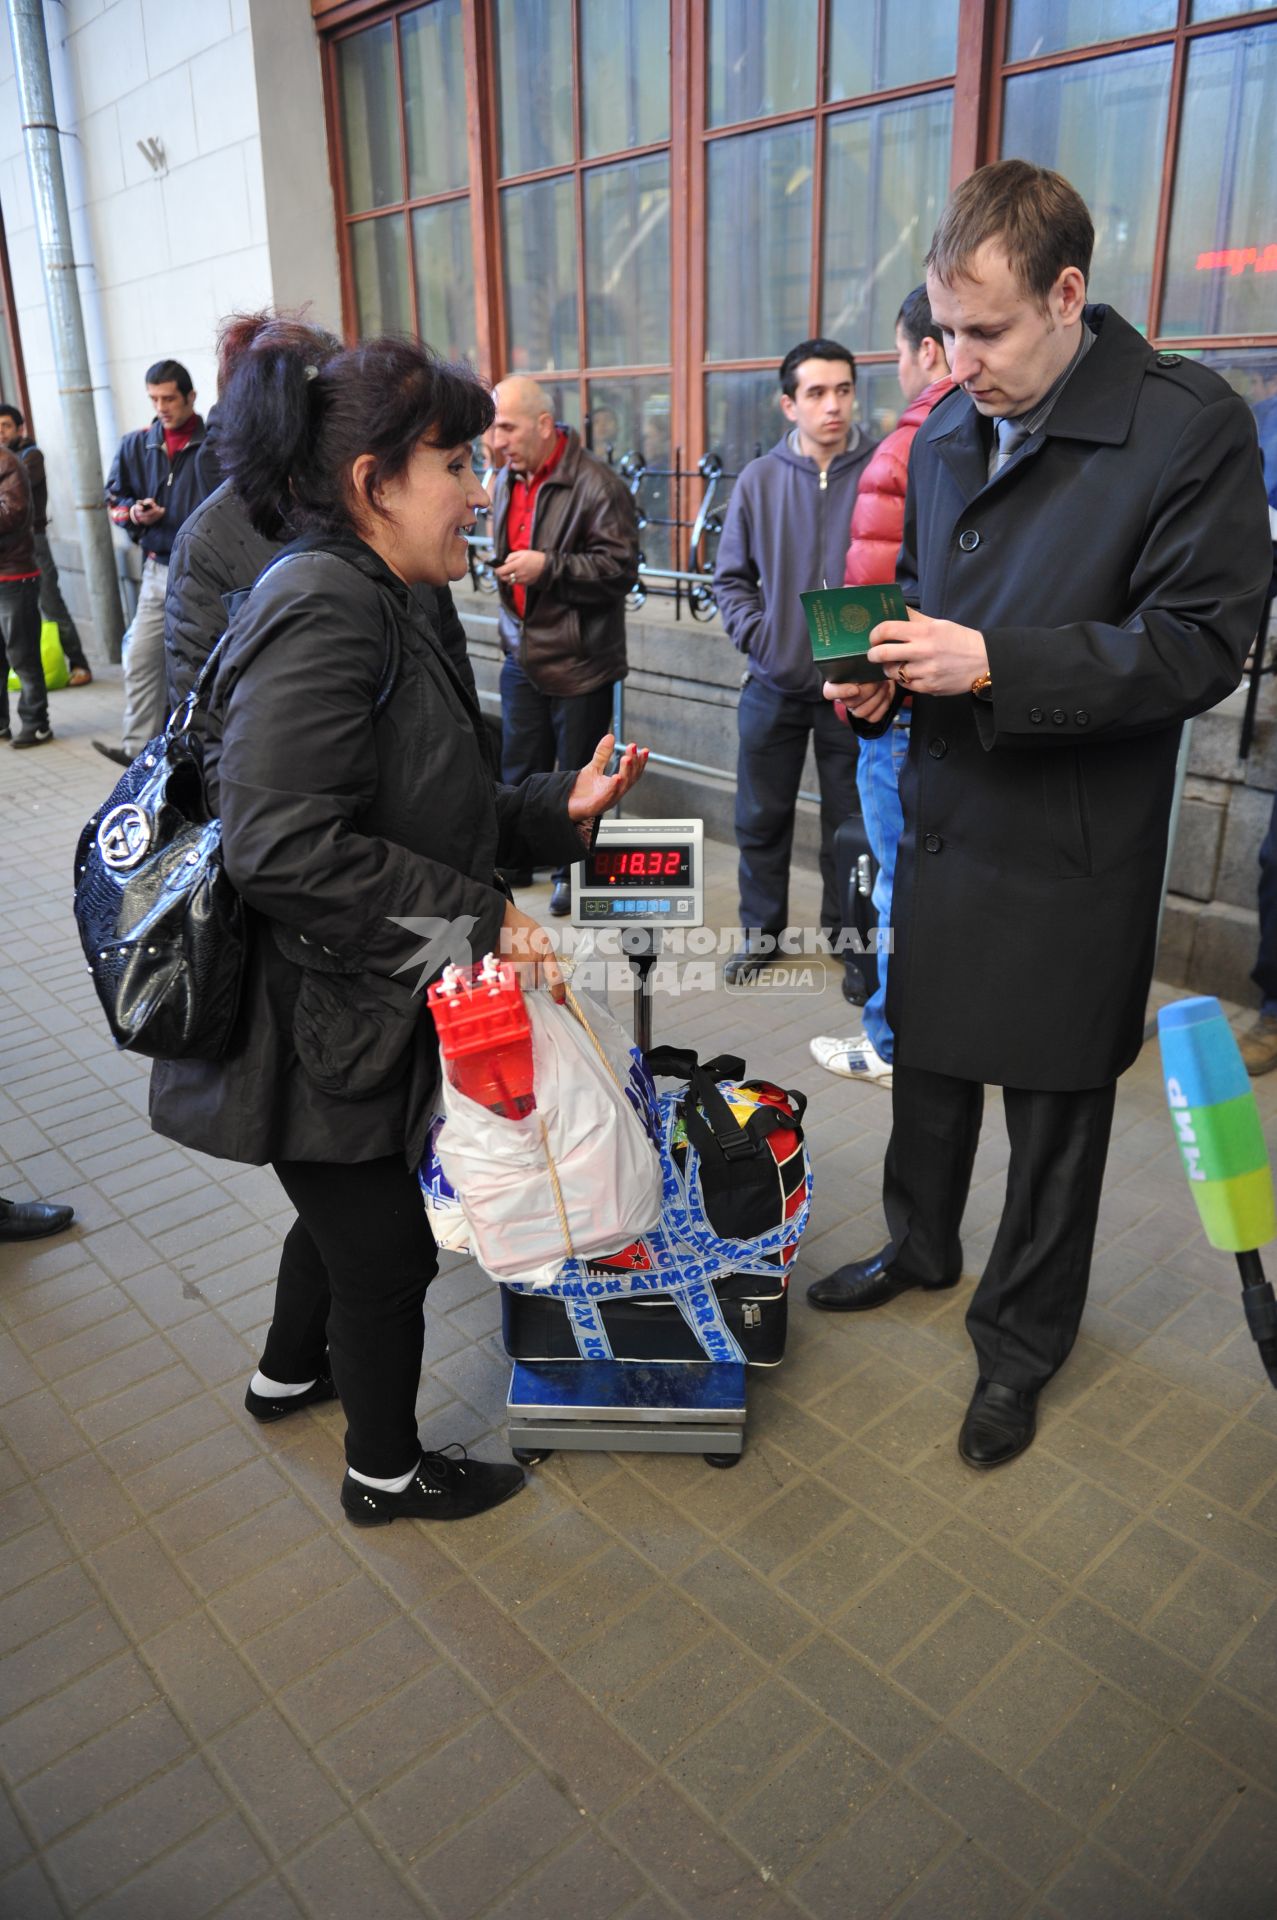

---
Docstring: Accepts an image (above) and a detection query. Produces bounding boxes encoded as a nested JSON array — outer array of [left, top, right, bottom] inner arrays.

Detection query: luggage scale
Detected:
[[505, 818, 748, 1468]]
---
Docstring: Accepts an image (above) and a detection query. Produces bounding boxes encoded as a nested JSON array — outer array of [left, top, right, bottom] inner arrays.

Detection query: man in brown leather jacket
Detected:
[[489, 376, 639, 913], [0, 445, 49, 748]]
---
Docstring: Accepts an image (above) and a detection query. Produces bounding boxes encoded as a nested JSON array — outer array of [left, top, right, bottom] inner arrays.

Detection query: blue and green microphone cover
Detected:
[[1158, 996, 1276, 1252]]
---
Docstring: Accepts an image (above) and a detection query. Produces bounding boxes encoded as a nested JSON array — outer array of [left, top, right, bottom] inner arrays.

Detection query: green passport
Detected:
[[800, 582, 909, 683]]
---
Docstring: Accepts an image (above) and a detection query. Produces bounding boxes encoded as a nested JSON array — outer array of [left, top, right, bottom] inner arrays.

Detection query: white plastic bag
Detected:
[[434, 985, 663, 1286]]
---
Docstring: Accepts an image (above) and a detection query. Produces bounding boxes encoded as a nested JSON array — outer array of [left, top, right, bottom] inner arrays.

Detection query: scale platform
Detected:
[[507, 1360, 746, 1465]]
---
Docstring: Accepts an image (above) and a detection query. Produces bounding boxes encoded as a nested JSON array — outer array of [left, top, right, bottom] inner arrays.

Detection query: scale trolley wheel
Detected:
[[512, 1446, 554, 1466], [703, 1450, 743, 1469]]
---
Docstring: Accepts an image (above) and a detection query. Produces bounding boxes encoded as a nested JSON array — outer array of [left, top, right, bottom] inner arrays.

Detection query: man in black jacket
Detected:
[[488, 376, 638, 914], [0, 404, 92, 683], [95, 359, 215, 766], [811, 162, 1272, 1468]]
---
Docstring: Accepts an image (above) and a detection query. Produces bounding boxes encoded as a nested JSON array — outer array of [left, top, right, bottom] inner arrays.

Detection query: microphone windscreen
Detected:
[[1158, 996, 1276, 1252]]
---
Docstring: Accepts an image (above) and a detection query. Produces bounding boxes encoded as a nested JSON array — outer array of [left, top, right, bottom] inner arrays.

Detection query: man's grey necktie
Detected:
[[993, 415, 1031, 476]]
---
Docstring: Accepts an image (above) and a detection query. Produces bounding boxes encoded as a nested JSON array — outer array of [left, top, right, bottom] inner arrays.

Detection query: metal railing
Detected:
[[467, 444, 759, 622]]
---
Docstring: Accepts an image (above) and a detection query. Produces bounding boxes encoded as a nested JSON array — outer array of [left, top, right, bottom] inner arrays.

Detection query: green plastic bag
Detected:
[[7, 619, 68, 693]]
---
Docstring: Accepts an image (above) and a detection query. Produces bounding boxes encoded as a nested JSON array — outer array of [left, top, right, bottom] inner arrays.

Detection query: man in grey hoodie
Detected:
[[714, 339, 876, 982]]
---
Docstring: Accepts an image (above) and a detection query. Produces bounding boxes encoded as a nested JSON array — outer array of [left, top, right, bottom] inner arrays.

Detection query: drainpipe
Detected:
[[6, 0, 125, 660]]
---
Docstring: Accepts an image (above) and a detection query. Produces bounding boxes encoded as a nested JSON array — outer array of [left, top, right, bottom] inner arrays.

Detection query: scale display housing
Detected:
[[570, 818, 704, 928]]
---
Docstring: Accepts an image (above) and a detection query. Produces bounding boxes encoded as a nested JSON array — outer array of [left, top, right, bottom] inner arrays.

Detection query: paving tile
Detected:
[[1187, 1423, 1277, 1513], [724, 1725, 885, 1878], [481, 1829, 645, 1920], [906, 1731, 1078, 1886], [1182, 1685, 1277, 1797], [503, 1668, 650, 1816], [923, 1515, 1065, 1625], [0, 1651, 158, 1786], [774, 1508, 903, 1616], [316, 1662, 487, 1801], [783, 1636, 937, 1768], [0, 1560, 96, 1656], [666, 1680, 821, 1818], [278, 1614, 437, 1744], [474, 1507, 611, 1610], [578, 1470, 717, 1575], [0, 1857, 64, 1920], [42, 1754, 229, 1911], [1146, 1552, 1273, 1671], [1021, 1686, 1165, 1827], [518, 1543, 661, 1658], [209, 1706, 346, 1859], [817, 1442, 951, 1541], [409, 1770, 582, 1918], [283, 1819, 428, 1920], [243, 1575, 398, 1692], [1175, 1781, 1277, 1920], [559, 1586, 708, 1714], [1039, 1420, 1171, 1507], [363, 1715, 527, 1865], [1217, 1609, 1277, 1719], [958, 1445, 1079, 1541], [603, 1776, 794, 1920], [891, 1837, 1030, 1920], [1093, 1731, 1240, 1886], [81, 1810, 273, 1920], [950, 1640, 1094, 1773], [892, 1593, 1025, 1715], [140, 1612, 264, 1742], [676, 1549, 813, 1664], [789, 1778, 955, 1919], [612, 1632, 765, 1763], [0, 1605, 128, 1718], [417, 1575, 547, 1700], [1019, 1482, 1138, 1583], [1044, 1596, 1203, 1719], [0, 1519, 69, 1601], [1152, 1484, 1277, 1584], [834, 1552, 963, 1665], [15, 1699, 192, 1844], [95, 1391, 230, 1483], [1079, 1520, 1199, 1625]]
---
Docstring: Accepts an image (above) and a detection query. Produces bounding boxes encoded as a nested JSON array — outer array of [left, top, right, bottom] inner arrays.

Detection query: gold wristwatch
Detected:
[[970, 669, 992, 696]]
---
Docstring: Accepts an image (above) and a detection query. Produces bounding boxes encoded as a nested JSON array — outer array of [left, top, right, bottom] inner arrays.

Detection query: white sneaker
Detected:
[[810, 1032, 893, 1086]]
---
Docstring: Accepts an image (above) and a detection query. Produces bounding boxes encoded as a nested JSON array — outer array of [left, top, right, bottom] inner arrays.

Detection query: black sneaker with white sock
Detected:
[[341, 1447, 525, 1525]]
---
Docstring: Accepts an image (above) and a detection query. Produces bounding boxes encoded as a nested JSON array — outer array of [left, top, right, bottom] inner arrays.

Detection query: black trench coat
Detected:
[[881, 306, 1272, 1091], [149, 535, 587, 1168]]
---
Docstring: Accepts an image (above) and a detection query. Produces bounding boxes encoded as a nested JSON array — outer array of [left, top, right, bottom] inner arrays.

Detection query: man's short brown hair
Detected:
[[927, 160, 1094, 304]]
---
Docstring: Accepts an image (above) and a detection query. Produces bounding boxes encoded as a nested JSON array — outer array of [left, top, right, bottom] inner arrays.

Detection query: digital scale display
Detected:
[[584, 846, 691, 888], [570, 819, 704, 930]]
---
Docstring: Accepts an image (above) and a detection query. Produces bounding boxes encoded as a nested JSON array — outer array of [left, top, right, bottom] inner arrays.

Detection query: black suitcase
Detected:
[[834, 813, 880, 1004], [500, 1273, 788, 1366]]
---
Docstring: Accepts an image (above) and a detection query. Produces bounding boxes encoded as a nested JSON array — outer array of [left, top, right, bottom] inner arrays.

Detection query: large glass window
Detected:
[[707, 0, 818, 127], [332, 3, 475, 352], [1161, 23, 1277, 338], [705, 124, 814, 363], [1002, 46, 1173, 326], [1007, 1, 1176, 62], [501, 177, 578, 372], [822, 93, 953, 352], [494, 0, 573, 175], [582, 156, 671, 367], [828, 0, 959, 99], [580, 0, 669, 157]]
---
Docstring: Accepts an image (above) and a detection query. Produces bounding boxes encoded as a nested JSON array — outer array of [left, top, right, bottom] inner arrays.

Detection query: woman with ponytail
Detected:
[[150, 335, 647, 1527]]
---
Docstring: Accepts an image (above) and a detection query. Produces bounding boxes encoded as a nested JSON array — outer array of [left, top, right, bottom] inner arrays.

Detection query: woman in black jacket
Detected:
[[150, 337, 645, 1526]]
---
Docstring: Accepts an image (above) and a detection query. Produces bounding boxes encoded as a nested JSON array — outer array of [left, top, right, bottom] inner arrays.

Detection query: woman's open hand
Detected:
[[568, 735, 650, 822]]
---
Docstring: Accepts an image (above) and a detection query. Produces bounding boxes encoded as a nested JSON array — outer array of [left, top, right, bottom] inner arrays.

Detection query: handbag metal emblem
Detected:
[[97, 803, 152, 872]]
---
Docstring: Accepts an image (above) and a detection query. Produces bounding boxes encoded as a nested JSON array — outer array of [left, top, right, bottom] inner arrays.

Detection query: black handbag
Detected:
[[73, 632, 245, 1061]]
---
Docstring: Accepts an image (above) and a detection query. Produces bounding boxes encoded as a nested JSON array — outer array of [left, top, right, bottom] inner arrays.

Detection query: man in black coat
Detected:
[[809, 161, 1272, 1467]]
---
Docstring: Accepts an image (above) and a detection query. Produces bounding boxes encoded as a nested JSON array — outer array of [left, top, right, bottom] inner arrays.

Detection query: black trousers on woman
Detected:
[[882, 1064, 1117, 1394], [261, 1155, 438, 1478]]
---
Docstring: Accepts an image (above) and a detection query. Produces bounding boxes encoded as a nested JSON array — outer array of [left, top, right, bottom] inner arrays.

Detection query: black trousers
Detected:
[[882, 1063, 1117, 1392], [262, 1156, 438, 1478], [735, 675, 858, 937], [0, 577, 45, 733], [500, 652, 615, 882]]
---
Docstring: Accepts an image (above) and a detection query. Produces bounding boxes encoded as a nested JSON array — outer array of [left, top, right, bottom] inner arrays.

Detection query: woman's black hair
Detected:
[[214, 312, 343, 538], [221, 329, 494, 541]]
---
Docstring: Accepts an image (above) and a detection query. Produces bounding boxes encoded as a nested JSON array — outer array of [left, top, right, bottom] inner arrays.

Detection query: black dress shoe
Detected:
[[244, 1370, 339, 1423], [807, 1242, 957, 1311], [92, 740, 130, 768], [499, 869, 533, 889], [958, 1379, 1038, 1469], [549, 880, 571, 916], [341, 1448, 525, 1526], [723, 938, 780, 986], [0, 1197, 75, 1242]]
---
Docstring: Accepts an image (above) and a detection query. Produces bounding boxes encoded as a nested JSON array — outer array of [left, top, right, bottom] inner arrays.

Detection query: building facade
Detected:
[[0, 0, 1273, 995]]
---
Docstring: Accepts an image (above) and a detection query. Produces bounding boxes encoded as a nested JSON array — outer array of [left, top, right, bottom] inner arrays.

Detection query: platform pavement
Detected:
[[0, 671, 1275, 1920]]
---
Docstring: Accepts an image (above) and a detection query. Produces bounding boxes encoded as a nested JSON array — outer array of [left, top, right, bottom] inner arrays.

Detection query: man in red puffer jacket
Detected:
[[810, 287, 954, 1088]]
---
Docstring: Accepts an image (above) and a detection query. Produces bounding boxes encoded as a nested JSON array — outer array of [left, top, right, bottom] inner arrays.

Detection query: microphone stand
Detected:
[[1236, 1250, 1277, 1388]]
